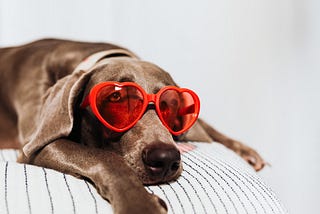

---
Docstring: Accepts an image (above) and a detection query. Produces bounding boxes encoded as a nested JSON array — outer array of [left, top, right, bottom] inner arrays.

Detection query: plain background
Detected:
[[0, 1, 319, 213]]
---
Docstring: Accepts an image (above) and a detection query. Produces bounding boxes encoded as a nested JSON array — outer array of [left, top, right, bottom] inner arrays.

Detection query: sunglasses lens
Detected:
[[159, 89, 198, 134], [96, 85, 144, 129]]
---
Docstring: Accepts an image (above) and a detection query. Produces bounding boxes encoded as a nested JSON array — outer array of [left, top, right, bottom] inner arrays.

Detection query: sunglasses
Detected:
[[80, 82, 200, 135]]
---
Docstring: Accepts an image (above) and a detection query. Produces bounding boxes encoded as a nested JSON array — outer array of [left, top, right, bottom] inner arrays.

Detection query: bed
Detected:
[[0, 142, 287, 214]]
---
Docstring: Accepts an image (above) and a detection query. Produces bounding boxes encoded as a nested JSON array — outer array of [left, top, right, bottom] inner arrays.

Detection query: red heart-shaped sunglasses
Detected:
[[80, 82, 200, 135]]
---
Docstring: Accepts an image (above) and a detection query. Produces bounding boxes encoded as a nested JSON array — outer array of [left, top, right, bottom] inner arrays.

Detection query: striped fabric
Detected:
[[0, 142, 287, 214]]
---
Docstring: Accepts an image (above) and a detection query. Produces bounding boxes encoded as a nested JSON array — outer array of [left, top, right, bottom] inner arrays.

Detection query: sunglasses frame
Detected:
[[80, 82, 200, 135]]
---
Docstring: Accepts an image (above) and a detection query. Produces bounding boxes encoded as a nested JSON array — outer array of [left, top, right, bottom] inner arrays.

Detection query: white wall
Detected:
[[1, 0, 319, 213], [0, 0, 115, 43]]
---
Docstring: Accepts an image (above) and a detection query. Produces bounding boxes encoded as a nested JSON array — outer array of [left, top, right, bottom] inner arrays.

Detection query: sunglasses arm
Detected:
[[80, 95, 90, 109], [178, 104, 195, 116]]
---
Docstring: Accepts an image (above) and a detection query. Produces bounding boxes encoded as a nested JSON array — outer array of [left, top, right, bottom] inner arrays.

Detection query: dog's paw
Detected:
[[115, 192, 167, 214], [149, 194, 168, 214], [225, 140, 265, 171]]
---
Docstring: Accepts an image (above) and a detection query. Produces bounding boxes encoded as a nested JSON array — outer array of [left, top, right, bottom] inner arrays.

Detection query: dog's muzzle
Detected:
[[142, 143, 181, 181]]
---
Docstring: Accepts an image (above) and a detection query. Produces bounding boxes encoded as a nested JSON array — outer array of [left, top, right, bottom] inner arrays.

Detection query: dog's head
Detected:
[[78, 57, 183, 184]]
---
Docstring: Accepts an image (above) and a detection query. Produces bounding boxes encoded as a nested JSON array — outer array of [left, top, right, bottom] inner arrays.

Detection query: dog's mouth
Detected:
[[141, 163, 183, 185]]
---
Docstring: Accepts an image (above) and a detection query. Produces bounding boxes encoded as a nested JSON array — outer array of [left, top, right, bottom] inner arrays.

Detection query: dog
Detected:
[[0, 39, 264, 214]]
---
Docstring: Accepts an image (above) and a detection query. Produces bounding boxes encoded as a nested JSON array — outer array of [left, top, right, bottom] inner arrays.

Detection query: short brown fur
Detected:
[[0, 39, 264, 214]]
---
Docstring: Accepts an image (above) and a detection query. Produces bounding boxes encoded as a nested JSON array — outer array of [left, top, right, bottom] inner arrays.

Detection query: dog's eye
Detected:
[[108, 92, 121, 102]]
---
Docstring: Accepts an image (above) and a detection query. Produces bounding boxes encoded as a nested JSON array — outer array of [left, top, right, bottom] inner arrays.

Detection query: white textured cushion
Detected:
[[0, 142, 287, 214]]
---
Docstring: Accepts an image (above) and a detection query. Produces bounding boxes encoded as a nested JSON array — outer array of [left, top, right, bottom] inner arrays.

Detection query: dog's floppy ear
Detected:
[[22, 69, 91, 159], [22, 50, 138, 160]]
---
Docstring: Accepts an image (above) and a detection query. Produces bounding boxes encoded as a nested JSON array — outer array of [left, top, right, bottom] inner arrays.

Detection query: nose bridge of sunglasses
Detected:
[[147, 94, 156, 103]]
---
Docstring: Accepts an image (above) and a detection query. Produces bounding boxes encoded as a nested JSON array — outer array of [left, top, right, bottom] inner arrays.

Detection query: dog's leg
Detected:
[[182, 119, 265, 171], [19, 139, 167, 214]]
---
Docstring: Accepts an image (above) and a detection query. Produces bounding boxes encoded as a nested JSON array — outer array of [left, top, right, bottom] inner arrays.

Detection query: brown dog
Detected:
[[0, 39, 264, 214]]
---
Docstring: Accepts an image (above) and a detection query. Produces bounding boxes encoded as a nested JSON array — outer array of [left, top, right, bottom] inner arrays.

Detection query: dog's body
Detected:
[[0, 39, 264, 214]]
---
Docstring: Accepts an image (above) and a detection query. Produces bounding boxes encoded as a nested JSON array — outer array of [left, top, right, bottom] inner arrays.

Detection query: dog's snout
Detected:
[[142, 144, 181, 180]]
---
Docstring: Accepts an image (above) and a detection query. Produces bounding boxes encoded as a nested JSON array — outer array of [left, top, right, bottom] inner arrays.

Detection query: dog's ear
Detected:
[[22, 50, 138, 161], [22, 70, 93, 159]]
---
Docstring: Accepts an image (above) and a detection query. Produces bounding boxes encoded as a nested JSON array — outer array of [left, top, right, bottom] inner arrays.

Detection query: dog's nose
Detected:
[[142, 144, 181, 179]]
